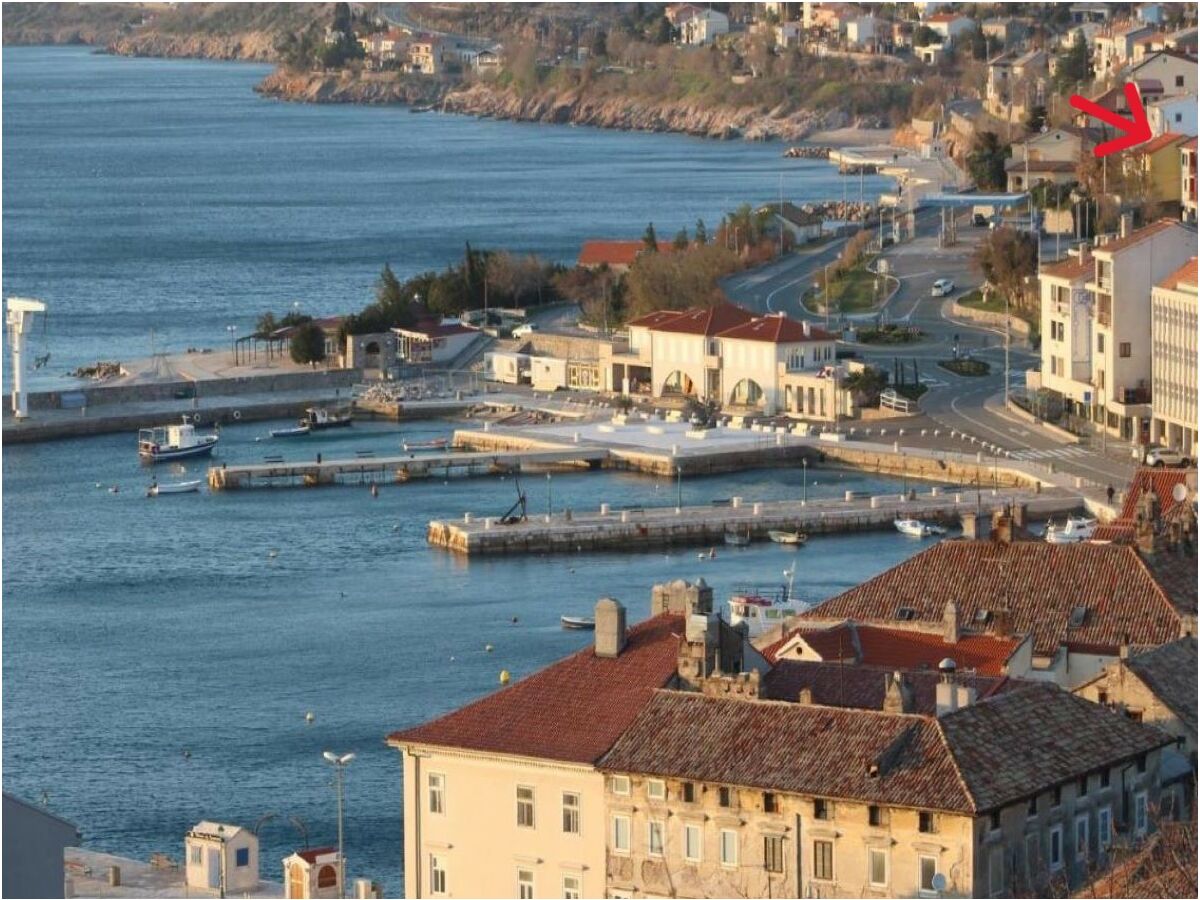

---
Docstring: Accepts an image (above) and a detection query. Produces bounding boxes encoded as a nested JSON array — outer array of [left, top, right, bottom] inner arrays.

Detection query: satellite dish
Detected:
[[932, 872, 948, 892], [1173, 483, 1188, 503]]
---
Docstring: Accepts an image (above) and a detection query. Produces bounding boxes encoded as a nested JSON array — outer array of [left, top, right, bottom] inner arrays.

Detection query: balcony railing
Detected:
[[1121, 386, 1151, 405]]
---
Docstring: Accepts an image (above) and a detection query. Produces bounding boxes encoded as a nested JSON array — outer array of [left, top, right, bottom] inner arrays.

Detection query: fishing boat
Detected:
[[138, 420, 219, 462], [560, 616, 596, 630], [727, 565, 810, 638], [1045, 515, 1097, 544], [301, 406, 353, 431], [768, 530, 808, 545], [147, 479, 203, 497], [724, 528, 752, 547], [271, 424, 311, 438], [402, 437, 449, 452], [894, 518, 946, 538]]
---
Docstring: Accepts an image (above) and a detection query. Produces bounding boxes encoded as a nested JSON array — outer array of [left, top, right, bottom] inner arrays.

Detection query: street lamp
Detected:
[[546, 472, 553, 522], [226, 325, 237, 366], [322, 750, 355, 899], [802, 458, 808, 505], [675, 464, 682, 513]]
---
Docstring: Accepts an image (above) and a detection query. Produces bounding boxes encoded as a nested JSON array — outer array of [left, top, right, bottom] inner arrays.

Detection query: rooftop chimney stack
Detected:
[[594, 597, 627, 658], [883, 671, 915, 714], [1119, 212, 1133, 239], [960, 511, 979, 541], [935, 658, 959, 717], [798, 687, 814, 705], [943, 600, 960, 644]]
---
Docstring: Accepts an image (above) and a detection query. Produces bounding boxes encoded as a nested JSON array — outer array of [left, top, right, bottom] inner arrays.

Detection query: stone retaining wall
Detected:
[[951, 301, 1033, 339]]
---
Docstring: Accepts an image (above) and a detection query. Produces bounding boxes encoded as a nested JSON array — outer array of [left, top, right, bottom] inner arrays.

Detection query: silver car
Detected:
[[931, 278, 955, 297]]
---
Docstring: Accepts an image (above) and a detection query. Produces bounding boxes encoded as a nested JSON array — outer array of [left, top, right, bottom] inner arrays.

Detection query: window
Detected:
[[562, 873, 581, 900], [430, 855, 447, 895], [612, 815, 631, 854], [919, 810, 937, 833], [1100, 769, 1111, 788], [1136, 753, 1147, 774], [813, 798, 831, 820], [235, 847, 250, 868], [989, 847, 1004, 897], [1134, 791, 1148, 835], [718, 786, 732, 808], [517, 868, 534, 900], [684, 824, 702, 862], [1098, 806, 1112, 849], [1052, 786, 1062, 808], [648, 821, 665, 857], [1075, 814, 1089, 861], [763, 792, 778, 813], [1097, 333, 1105, 353], [868, 805, 887, 827], [683, 782, 696, 803], [1027, 796, 1038, 818], [869, 847, 888, 887], [1049, 825, 1063, 872], [611, 775, 630, 796], [517, 785, 535, 828], [189, 847, 202, 866], [813, 840, 834, 881], [720, 829, 738, 867], [764, 835, 784, 874], [989, 810, 1001, 831], [919, 855, 938, 897], [1176, 74, 1185, 87], [1119, 341, 1131, 358], [562, 792, 580, 835], [428, 773, 445, 814], [1078, 775, 1089, 797], [647, 779, 666, 801]]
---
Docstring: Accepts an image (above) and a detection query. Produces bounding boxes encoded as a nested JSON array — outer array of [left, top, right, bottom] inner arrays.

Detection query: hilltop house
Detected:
[[985, 49, 1049, 121], [1006, 127, 1096, 192], [1147, 94, 1198, 137], [1125, 132, 1190, 210], [925, 12, 975, 43]]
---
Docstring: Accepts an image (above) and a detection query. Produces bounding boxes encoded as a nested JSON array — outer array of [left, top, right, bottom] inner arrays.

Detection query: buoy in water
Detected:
[[267, 549, 279, 559], [485, 643, 494, 652], [370, 483, 379, 498], [511, 616, 519, 624], [499, 670, 511, 685], [305, 711, 315, 724]]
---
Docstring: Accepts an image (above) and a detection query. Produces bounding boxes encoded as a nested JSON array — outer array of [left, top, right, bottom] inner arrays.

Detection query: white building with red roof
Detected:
[[393, 318, 481, 366]]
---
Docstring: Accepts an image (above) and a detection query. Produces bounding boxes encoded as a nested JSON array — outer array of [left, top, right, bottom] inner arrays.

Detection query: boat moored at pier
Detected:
[[301, 406, 352, 431], [894, 518, 946, 538], [1044, 515, 1097, 544], [138, 420, 218, 462]]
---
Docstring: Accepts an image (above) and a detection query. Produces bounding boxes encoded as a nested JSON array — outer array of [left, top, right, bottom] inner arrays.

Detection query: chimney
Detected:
[[1012, 502, 1027, 529], [991, 507, 1013, 544], [802, 320, 812, 337], [798, 687, 814, 705], [594, 597, 627, 658], [883, 671, 915, 714], [1119, 212, 1133, 239], [960, 511, 979, 541], [935, 658, 959, 717], [943, 600, 960, 644], [993, 608, 1011, 638]]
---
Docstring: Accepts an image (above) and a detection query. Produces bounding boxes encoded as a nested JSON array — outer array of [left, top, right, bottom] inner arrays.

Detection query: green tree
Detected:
[[1025, 104, 1048, 132], [694, 218, 708, 244], [643, 222, 659, 251], [975, 227, 1038, 314], [967, 132, 1010, 191], [1054, 34, 1090, 90], [590, 28, 608, 58], [673, 228, 690, 250], [255, 311, 278, 337], [652, 15, 674, 44], [913, 25, 938, 47], [290, 321, 327, 365]]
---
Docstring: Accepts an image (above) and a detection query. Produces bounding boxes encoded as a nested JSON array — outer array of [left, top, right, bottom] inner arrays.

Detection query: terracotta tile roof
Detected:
[[1076, 822, 1198, 899], [1183, 137, 1198, 151], [292, 847, 337, 864], [652, 301, 755, 337], [598, 685, 1170, 814], [577, 240, 673, 268], [625, 309, 683, 329], [716, 314, 835, 344], [1133, 132, 1189, 157], [1092, 467, 1196, 543], [1156, 257, 1198, 291], [1125, 637, 1198, 732], [804, 541, 1191, 656], [387, 614, 684, 763], [928, 12, 968, 23], [760, 660, 1015, 713], [1093, 218, 1187, 256], [1040, 251, 1092, 281]]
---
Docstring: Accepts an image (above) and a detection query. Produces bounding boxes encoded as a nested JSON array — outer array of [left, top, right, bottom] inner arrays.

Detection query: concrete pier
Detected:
[[426, 489, 1081, 555]]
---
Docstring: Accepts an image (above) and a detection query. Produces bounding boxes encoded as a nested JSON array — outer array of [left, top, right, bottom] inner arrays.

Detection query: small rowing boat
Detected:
[[147, 479, 203, 497], [560, 616, 595, 630], [271, 424, 311, 438], [768, 530, 808, 545], [402, 438, 449, 451]]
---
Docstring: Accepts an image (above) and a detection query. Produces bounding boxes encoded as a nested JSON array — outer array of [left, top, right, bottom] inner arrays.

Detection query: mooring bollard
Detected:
[[931, 486, 939, 497], [621, 510, 629, 523], [844, 490, 855, 502], [753, 502, 762, 515], [600, 502, 610, 516], [731, 497, 743, 509], [464, 512, 472, 523]]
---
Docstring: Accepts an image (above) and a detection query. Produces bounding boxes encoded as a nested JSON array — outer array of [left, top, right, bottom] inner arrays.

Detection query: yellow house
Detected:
[[1126, 132, 1189, 208]]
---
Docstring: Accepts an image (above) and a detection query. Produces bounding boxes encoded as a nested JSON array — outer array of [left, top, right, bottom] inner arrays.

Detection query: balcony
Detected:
[[1121, 386, 1151, 405]]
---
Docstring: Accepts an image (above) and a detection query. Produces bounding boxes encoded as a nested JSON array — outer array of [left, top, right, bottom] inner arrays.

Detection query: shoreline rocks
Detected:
[[70, 361, 124, 381]]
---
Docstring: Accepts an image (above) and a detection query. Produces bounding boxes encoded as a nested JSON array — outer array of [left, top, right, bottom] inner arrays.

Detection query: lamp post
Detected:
[[227, 325, 237, 366], [676, 464, 682, 513], [322, 751, 355, 899], [802, 458, 808, 505], [217, 824, 227, 899], [546, 472, 553, 522]]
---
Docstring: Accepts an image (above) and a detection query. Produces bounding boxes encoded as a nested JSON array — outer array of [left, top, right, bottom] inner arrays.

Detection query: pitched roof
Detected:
[[1156, 257, 1198, 292], [1092, 466, 1195, 542], [1040, 251, 1093, 281], [387, 614, 684, 763], [651, 301, 755, 337], [760, 660, 1015, 713], [577, 240, 673, 268], [1132, 132, 1189, 157], [1093, 218, 1188, 256], [716, 314, 835, 344], [1125, 637, 1198, 732], [625, 309, 683, 329], [804, 540, 1191, 656], [292, 847, 338, 864], [598, 685, 1170, 814]]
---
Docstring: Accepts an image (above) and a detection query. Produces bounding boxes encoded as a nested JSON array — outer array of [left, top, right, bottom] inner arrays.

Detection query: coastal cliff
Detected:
[[256, 72, 875, 142], [106, 30, 279, 61]]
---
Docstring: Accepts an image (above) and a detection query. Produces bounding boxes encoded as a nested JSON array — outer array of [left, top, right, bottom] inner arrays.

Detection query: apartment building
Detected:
[[1150, 258, 1198, 454], [1088, 218, 1196, 442], [1183, 138, 1198, 223], [985, 49, 1048, 121], [1094, 21, 1154, 77], [598, 684, 1171, 898], [1039, 249, 1095, 420]]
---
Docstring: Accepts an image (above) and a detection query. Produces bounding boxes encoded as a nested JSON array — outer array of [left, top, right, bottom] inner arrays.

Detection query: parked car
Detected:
[[1144, 445, 1191, 468], [931, 278, 955, 297], [512, 323, 539, 338]]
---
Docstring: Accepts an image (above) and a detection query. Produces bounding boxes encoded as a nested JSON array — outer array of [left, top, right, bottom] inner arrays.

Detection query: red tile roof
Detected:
[[1132, 131, 1189, 156], [716, 314, 835, 344], [804, 540, 1192, 656], [293, 847, 337, 864], [577, 240, 673, 268], [625, 309, 683, 329], [1040, 251, 1092, 281], [651, 301, 755, 337], [1093, 218, 1187, 255], [1183, 137, 1198, 151], [1092, 466, 1196, 543], [387, 614, 684, 763], [1156, 257, 1198, 291], [928, 12, 967, 23]]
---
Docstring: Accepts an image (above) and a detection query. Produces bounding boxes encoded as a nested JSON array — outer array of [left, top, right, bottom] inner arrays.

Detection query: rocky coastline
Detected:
[[106, 31, 280, 61]]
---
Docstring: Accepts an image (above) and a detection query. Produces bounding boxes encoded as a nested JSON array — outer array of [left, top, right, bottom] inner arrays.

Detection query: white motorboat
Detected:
[[301, 406, 352, 430], [1045, 516, 1097, 544], [560, 616, 595, 630], [138, 420, 218, 462], [894, 518, 945, 538], [724, 527, 752, 547], [768, 530, 808, 545], [727, 565, 810, 638], [402, 438, 449, 452], [147, 479, 203, 497], [271, 424, 311, 438]]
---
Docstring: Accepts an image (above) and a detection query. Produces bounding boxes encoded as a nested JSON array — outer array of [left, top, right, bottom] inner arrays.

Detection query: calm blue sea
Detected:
[[2, 47, 911, 893]]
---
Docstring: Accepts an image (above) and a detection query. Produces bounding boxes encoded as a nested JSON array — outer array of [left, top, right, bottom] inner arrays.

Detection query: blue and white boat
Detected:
[[138, 420, 218, 462]]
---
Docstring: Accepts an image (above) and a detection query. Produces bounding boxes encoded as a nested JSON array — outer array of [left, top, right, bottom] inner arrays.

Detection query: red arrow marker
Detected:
[[1069, 83, 1153, 158]]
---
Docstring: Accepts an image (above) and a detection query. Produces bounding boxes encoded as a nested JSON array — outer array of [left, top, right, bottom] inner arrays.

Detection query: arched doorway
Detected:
[[662, 370, 696, 396], [729, 378, 765, 408], [364, 340, 381, 369]]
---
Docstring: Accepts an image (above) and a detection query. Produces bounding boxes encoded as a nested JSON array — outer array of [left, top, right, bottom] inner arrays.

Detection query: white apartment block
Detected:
[[1150, 258, 1198, 454], [1039, 250, 1095, 420]]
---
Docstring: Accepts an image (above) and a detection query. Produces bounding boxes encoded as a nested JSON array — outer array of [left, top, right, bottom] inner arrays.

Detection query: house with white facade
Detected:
[[1128, 50, 1198, 98], [1094, 21, 1154, 77], [676, 6, 729, 45], [925, 12, 975, 44], [1150, 258, 1198, 455], [985, 48, 1048, 121], [1006, 126, 1094, 192], [716, 313, 839, 415], [393, 319, 480, 366], [1039, 249, 1095, 421]]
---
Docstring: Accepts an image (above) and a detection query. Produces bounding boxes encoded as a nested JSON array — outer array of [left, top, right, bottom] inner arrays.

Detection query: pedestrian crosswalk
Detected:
[[1009, 446, 1092, 461]]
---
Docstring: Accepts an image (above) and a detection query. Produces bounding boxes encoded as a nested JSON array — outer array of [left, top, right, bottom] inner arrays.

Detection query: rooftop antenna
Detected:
[[7, 297, 47, 419]]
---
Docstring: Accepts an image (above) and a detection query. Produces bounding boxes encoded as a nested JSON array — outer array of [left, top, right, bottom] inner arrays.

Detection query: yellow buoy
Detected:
[[499, 670, 511, 685]]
